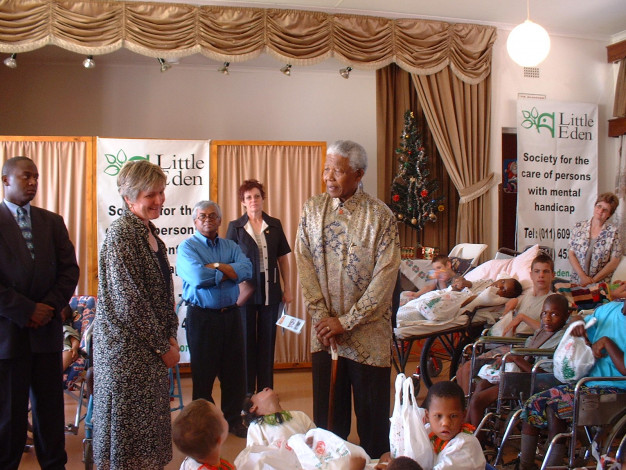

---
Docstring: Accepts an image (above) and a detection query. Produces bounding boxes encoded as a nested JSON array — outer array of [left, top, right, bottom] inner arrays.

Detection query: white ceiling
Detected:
[[10, 0, 626, 70]]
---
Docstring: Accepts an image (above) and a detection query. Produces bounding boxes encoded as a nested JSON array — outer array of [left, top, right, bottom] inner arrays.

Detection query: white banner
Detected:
[[516, 100, 598, 278], [96, 138, 211, 362]]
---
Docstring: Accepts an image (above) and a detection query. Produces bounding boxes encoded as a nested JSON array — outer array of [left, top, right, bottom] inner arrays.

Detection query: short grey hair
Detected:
[[192, 200, 221, 220], [326, 140, 368, 173], [117, 160, 166, 207]]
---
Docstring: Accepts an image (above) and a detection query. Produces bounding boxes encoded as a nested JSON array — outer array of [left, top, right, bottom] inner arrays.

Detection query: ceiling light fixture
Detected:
[[507, 0, 550, 67], [83, 55, 95, 69], [339, 66, 352, 79], [280, 64, 292, 76], [157, 58, 172, 73], [218, 62, 230, 75], [4, 53, 17, 68]]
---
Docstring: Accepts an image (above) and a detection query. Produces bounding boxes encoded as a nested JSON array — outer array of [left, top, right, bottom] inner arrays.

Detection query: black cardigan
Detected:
[[225, 212, 291, 306]]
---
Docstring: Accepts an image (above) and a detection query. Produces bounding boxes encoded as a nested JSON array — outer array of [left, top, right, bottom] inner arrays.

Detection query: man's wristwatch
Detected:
[[213, 263, 220, 269]]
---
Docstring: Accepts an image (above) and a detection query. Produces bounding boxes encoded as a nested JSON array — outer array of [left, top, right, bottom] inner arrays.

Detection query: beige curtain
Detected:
[[376, 64, 459, 254], [412, 69, 495, 244], [214, 142, 324, 365], [0, 1, 495, 82], [0, 138, 90, 294]]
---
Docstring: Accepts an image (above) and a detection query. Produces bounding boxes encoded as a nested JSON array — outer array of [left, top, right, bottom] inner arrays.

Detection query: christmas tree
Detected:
[[390, 110, 445, 230]]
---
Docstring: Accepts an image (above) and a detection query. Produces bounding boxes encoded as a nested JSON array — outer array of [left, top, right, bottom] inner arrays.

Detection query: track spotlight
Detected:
[[280, 64, 292, 76], [218, 62, 230, 75], [83, 55, 95, 69], [339, 66, 352, 79], [4, 53, 17, 68], [157, 58, 172, 72]]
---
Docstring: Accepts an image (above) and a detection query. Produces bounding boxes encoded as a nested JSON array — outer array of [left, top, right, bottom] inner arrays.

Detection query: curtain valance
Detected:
[[0, 0, 495, 83]]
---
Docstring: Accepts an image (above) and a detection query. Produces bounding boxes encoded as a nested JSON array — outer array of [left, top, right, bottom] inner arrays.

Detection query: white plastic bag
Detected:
[[234, 443, 302, 470], [287, 428, 370, 470], [389, 373, 405, 457], [477, 361, 520, 384], [389, 374, 434, 470], [489, 310, 514, 337], [553, 318, 597, 383]]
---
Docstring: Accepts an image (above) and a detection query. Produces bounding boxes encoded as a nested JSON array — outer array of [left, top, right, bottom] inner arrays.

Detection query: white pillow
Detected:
[[465, 245, 540, 290]]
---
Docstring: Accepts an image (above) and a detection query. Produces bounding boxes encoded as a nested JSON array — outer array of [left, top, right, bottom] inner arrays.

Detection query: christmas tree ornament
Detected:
[[438, 204, 445, 212], [389, 110, 445, 231]]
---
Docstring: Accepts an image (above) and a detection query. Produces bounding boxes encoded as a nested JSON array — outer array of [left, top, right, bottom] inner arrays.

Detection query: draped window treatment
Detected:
[[0, 138, 92, 294], [376, 64, 459, 253], [0, 1, 495, 83], [214, 142, 324, 365], [412, 69, 495, 244]]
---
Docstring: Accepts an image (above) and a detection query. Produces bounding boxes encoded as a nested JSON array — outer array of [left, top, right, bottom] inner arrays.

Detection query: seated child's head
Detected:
[[491, 278, 523, 298], [431, 255, 453, 281], [540, 294, 570, 332], [423, 381, 465, 442], [172, 399, 229, 464], [241, 387, 282, 425], [530, 253, 555, 291], [388, 456, 423, 470]]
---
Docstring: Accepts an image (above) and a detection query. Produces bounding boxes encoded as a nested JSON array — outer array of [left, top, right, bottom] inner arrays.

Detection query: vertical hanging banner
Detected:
[[516, 100, 598, 278], [96, 138, 211, 362]]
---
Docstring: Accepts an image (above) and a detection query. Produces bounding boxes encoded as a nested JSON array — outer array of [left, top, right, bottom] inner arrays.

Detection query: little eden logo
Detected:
[[103, 150, 149, 176], [521, 107, 555, 137]]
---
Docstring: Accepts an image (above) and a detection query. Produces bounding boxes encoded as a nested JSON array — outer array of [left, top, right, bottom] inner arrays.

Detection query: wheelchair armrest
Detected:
[[509, 348, 556, 356], [476, 336, 527, 345]]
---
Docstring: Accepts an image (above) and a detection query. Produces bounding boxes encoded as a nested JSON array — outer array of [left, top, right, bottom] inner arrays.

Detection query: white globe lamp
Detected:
[[507, 19, 551, 67]]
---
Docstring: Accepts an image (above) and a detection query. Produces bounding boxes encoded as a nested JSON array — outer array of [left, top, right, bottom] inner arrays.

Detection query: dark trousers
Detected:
[[242, 302, 280, 393], [312, 351, 391, 459], [186, 305, 245, 427], [0, 351, 67, 470]]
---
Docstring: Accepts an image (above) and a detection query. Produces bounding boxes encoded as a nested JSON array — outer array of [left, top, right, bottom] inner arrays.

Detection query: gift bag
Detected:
[[234, 443, 302, 470], [287, 428, 369, 470], [389, 373, 405, 457], [389, 374, 434, 470], [477, 362, 520, 384], [553, 318, 597, 383]]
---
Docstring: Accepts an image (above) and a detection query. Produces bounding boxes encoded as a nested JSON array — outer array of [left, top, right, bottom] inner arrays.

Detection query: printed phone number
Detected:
[[523, 227, 570, 242]]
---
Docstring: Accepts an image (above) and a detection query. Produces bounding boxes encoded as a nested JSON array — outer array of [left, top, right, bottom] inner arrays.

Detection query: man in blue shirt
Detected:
[[177, 200, 252, 438]]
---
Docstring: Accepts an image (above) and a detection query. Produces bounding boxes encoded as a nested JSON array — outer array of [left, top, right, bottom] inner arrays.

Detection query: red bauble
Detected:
[[420, 189, 428, 197], [392, 194, 400, 202]]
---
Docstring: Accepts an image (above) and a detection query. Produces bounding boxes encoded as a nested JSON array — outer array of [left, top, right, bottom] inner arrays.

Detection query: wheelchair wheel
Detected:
[[602, 411, 626, 463], [420, 333, 472, 388]]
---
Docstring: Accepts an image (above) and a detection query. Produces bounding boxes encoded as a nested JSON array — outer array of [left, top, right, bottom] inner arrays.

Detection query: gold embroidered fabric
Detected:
[[0, 0, 496, 84]]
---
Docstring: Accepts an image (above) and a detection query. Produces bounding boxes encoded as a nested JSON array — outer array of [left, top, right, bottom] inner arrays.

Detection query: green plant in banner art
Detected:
[[390, 110, 444, 231], [103, 150, 149, 176]]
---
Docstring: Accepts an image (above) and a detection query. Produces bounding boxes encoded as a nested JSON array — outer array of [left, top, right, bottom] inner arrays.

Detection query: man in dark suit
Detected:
[[0, 156, 80, 470]]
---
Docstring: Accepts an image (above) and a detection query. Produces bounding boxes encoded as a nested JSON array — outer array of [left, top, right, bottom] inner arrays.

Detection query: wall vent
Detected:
[[523, 67, 540, 78]]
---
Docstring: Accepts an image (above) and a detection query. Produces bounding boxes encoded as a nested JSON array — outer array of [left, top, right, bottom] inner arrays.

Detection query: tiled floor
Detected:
[[18, 360, 425, 469]]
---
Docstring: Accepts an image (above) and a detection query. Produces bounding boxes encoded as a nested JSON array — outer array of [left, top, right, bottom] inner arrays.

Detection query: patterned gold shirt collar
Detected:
[[330, 187, 365, 214]]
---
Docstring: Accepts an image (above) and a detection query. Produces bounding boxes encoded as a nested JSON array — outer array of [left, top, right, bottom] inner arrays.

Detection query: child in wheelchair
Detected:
[[518, 292, 626, 470], [465, 294, 570, 427], [61, 304, 81, 371]]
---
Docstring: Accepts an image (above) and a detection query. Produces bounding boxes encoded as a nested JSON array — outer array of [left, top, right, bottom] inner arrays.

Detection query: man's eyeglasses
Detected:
[[196, 213, 219, 221]]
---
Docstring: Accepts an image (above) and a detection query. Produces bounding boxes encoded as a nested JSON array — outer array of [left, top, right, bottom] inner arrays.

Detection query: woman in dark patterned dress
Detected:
[[94, 160, 180, 470]]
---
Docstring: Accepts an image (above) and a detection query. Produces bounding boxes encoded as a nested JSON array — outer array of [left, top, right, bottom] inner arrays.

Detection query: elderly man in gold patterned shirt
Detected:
[[295, 140, 401, 459]]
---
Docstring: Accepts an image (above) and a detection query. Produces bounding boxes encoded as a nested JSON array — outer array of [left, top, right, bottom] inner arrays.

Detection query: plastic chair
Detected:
[[448, 243, 488, 267]]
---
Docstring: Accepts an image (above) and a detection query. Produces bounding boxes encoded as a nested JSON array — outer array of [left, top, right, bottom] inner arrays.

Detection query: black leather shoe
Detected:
[[229, 422, 248, 438]]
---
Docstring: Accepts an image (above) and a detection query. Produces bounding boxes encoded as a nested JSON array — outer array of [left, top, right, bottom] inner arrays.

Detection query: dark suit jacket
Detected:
[[0, 201, 80, 359], [226, 212, 291, 306]]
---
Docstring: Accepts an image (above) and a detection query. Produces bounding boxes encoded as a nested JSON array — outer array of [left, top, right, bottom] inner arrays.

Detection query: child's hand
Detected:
[[348, 456, 366, 470], [71, 345, 80, 362], [374, 452, 392, 469], [591, 336, 613, 359]]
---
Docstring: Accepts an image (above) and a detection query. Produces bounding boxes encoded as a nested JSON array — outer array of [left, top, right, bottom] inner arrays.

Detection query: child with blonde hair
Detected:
[[172, 399, 234, 470]]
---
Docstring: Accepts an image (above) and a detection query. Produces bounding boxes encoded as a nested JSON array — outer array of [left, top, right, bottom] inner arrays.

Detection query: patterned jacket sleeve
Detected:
[[99, 230, 172, 355], [295, 202, 331, 324], [339, 210, 401, 332]]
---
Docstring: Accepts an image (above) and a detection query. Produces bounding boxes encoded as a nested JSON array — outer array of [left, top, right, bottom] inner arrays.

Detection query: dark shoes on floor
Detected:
[[229, 422, 248, 438]]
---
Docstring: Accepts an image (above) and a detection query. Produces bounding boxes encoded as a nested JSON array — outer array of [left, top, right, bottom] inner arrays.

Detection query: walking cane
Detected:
[[327, 339, 338, 430]]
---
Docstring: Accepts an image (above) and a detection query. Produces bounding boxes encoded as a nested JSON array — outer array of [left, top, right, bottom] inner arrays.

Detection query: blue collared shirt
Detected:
[[4, 199, 31, 223], [177, 231, 252, 309]]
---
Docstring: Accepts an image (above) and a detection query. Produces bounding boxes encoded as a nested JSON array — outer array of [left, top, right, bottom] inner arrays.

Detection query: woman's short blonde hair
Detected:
[[117, 160, 166, 206], [595, 192, 619, 216]]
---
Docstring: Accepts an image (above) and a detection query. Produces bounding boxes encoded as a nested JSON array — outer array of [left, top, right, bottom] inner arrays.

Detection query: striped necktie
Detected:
[[16, 206, 35, 259]]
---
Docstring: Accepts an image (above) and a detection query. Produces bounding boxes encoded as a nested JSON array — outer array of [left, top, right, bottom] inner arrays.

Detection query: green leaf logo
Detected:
[[521, 107, 555, 137], [103, 150, 149, 176]]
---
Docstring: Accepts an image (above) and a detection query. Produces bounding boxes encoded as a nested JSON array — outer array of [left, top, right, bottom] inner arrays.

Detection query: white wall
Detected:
[[488, 30, 619, 256], [0, 31, 619, 256]]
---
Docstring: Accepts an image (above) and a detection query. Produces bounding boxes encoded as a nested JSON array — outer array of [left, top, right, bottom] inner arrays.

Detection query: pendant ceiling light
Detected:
[[507, 0, 550, 67]]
